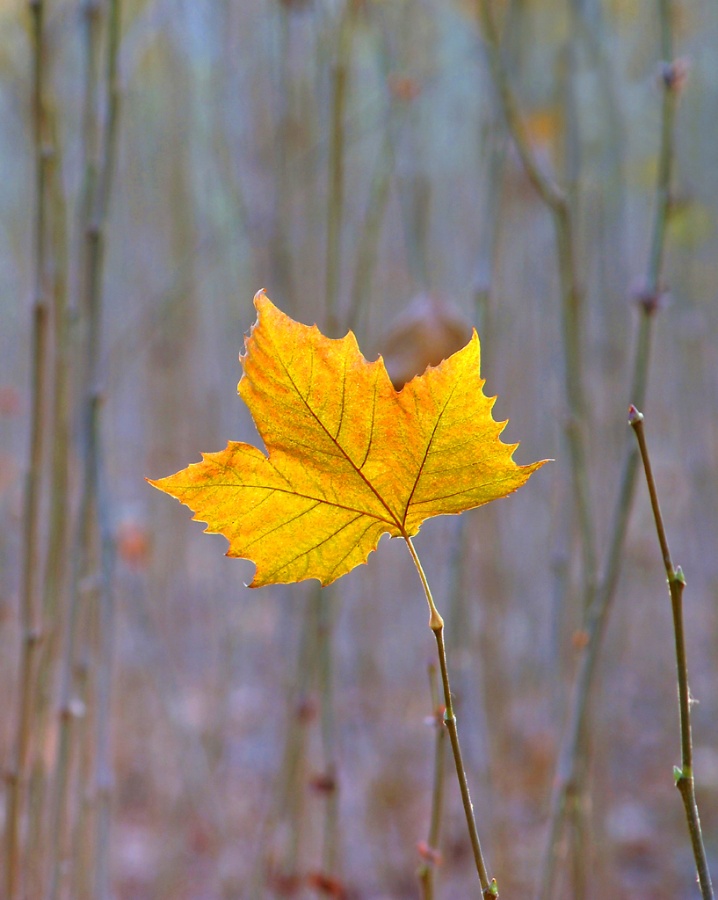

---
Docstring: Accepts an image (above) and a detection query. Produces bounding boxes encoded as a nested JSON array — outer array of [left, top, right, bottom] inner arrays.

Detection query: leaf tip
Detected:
[[146, 474, 167, 493]]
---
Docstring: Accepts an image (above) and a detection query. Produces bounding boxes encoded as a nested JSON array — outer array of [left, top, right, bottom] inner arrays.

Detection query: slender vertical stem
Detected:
[[472, 109, 506, 348], [346, 23, 406, 337], [46, 4, 102, 894], [404, 537, 498, 898], [417, 663, 447, 900], [324, 2, 354, 336], [646, 0, 675, 295], [6, 3, 50, 897], [46, 12, 98, 898], [250, 591, 315, 891], [554, 203, 597, 604], [317, 587, 340, 876], [535, 0, 682, 892], [561, 15, 591, 873], [270, 4, 296, 311], [345, 112, 395, 336], [477, 0, 597, 604], [478, 7, 598, 880], [26, 99, 70, 900], [46, 2, 121, 896], [628, 408, 714, 900], [91, 4, 121, 896]]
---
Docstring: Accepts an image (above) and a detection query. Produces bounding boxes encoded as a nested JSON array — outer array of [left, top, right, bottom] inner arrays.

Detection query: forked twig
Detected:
[[534, 0, 683, 892], [477, 0, 597, 613]]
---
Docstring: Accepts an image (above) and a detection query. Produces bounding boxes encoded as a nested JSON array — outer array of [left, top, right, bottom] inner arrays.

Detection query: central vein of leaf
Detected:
[[273, 346, 403, 531], [400, 381, 458, 530]]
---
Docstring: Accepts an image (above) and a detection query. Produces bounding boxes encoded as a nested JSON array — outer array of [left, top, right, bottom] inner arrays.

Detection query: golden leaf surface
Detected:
[[149, 292, 546, 587]]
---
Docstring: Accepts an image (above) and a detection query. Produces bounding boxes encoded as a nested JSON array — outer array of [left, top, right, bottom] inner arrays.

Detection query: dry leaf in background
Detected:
[[381, 292, 473, 389]]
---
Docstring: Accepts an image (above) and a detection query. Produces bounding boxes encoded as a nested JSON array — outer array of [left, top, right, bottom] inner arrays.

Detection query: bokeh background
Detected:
[[2, 0, 718, 897]]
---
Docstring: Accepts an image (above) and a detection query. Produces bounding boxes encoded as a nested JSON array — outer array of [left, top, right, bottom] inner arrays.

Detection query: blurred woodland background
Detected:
[[2, 0, 718, 897]]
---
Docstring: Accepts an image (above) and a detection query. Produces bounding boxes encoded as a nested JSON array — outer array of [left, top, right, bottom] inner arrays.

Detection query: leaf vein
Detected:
[[241, 500, 322, 551], [266, 513, 366, 580], [401, 380, 460, 527], [273, 348, 401, 528], [185, 481, 396, 528]]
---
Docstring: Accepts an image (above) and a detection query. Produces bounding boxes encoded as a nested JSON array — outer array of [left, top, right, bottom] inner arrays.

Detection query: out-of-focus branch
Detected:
[[417, 663, 447, 900], [478, 0, 597, 606], [325, 1, 356, 335], [5, 3, 51, 896], [47, 1, 122, 897], [91, 4, 122, 897], [535, 3, 684, 896]]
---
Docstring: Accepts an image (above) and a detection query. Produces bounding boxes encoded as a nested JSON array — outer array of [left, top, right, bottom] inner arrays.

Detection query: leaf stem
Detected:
[[628, 408, 714, 900], [405, 536, 444, 632], [404, 537, 497, 898]]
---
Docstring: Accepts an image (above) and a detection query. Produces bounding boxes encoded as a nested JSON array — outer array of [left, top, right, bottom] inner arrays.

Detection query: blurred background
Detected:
[[2, 0, 718, 897]]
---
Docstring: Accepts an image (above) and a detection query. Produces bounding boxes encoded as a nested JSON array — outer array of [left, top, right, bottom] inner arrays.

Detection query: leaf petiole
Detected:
[[404, 536, 444, 631]]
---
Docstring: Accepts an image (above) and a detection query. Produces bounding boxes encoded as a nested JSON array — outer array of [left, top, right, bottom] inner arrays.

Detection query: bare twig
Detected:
[[417, 663, 447, 900], [535, 0, 683, 893], [6, 3, 51, 896], [46, 2, 122, 896], [316, 586, 341, 877], [477, 0, 597, 609], [249, 590, 316, 893], [346, 20, 406, 338], [90, 5, 122, 896], [26, 99, 70, 900], [324, 1, 356, 336], [628, 407, 714, 900], [270, 5, 297, 311], [405, 537, 498, 899]]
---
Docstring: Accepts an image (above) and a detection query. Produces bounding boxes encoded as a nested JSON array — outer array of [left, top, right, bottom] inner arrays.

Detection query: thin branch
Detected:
[[404, 537, 498, 899], [249, 591, 316, 892], [628, 407, 714, 900], [26, 98, 70, 900], [345, 20, 406, 338], [417, 662, 447, 900], [477, 0, 564, 212], [324, 1, 356, 336], [47, 2, 122, 895], [90, 5, 122, 897], [6, 3, 51, 896], [46, 4, 103, 893], [477, 0, 597, 606], [317, 586, 341, 878], [535, 0, 684, 891]]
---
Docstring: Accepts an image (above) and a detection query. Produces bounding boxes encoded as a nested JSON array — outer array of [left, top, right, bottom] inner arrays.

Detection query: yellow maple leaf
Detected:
[[149, 292, 546, 587]]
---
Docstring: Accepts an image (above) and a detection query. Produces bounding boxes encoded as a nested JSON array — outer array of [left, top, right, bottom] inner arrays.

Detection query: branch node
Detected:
[[627, 404, 644, 426], [660, 57, 690, 93], [632, 285, 668, 316]]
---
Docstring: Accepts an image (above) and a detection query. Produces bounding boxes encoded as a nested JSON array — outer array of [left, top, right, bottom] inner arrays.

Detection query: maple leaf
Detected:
[[148, 292, 546, 588]]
